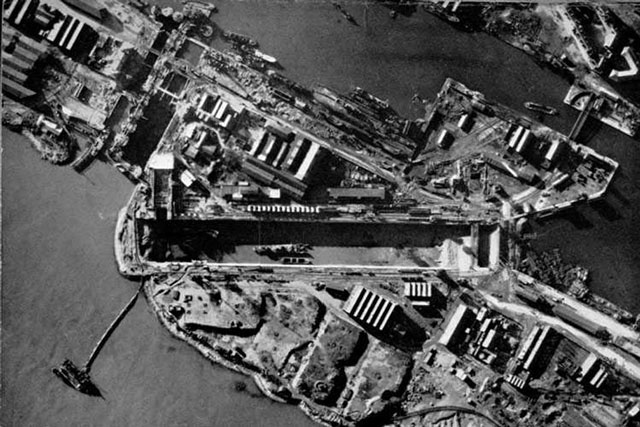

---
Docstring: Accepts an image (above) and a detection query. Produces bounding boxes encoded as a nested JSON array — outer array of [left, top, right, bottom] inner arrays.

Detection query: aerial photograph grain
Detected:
[[2, 1, 640, 426]]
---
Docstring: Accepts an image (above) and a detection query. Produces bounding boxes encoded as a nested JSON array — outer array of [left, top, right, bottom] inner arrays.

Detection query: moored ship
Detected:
[[253, 49, 278, 64], [524, 101, 559, 116], [222, 30, 258, 47], [254, 243, 311, 259], [52, 359, 102, 397]]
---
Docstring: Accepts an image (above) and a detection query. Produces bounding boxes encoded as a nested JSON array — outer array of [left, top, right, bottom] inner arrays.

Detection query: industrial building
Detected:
[[343, 286, 398, 332], [149, 153, 175, 220], [436, 129, 454, 149], [516, 325, 541, 362], [327, 187, 386, 203], [196, 93, 237, 130], [504, 373, 527, 391], [42, 11, 98, 58], [520, 325, 557, 372], [574, 353, 608, 389], [4, 0, 39, 27], [243, 121, 325, 199], [438, 303, 475, 349], [542, 139, 566, 169], [403, 281, 433, 307], [553, 304, 607, 336], [5, 0, 99, 60], [245, 204, 319, 214], [483, 153, 537, 184], [609, 46, 640, 82], [507, 126, 533, 155], [2, 25, 48, 99], [457, 113, 473, 132], [514, 285, 545, 306], [61, 0, 107, 22]]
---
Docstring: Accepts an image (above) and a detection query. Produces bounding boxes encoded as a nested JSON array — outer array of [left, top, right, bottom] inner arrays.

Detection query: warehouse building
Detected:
[[327, 187, 386, 203], [343, 286, 398, 332], [403, 281, 433, 307], [522, 325, 558, 373], [439, 303, 475, 349], [243, 121, 326, 199], [553, 304, 607, 337]]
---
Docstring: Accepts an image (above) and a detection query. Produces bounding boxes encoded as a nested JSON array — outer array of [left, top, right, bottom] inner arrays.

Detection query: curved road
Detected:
[[393, 405, 503, 427]]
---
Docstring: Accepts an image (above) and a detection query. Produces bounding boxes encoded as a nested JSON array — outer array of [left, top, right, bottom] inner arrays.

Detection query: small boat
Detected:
[[254, 49, 278, 64], [524, 102, 558, 116]]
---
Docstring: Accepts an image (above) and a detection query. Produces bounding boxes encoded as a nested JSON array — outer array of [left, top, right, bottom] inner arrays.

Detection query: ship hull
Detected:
[[524, 102, 558, 116]]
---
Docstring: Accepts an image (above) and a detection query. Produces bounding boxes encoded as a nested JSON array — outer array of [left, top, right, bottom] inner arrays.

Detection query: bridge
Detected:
[[568, 92, 596, 141]]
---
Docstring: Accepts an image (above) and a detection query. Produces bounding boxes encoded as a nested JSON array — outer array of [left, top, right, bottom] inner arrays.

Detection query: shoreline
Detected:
[[140, 280, 337, 425]]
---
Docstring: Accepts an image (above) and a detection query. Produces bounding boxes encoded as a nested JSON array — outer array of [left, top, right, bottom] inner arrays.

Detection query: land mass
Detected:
[[3, 1, 640, 426]]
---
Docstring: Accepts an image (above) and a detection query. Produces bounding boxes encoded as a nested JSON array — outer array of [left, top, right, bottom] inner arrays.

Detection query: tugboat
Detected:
[[52, 359, 102, 397], [524, 102, 558, 116]]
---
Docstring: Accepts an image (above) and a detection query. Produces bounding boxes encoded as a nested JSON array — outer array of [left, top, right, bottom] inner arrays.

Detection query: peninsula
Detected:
[[3, 1, 640, 426]]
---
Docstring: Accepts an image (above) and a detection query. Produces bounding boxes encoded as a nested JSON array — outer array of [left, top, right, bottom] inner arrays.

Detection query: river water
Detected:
[[3, 1, 640, 426]]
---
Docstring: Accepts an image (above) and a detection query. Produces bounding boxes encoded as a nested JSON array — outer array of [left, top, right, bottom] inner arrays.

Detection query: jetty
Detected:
[[84, 283, 143, 372], [52, 283, 143, 396]]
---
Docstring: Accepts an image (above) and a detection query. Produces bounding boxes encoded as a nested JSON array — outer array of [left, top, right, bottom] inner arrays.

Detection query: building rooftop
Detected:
[[149, 153, 175, 170]]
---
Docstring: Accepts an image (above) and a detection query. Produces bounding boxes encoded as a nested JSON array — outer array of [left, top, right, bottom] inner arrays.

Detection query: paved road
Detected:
[[516, 271, 640, 342], [482, 292, 640, 382]]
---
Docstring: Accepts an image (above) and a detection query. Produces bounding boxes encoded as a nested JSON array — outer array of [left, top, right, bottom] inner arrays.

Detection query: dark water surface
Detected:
[[2, 134, 315, 427], [3, 1, 640, 426]]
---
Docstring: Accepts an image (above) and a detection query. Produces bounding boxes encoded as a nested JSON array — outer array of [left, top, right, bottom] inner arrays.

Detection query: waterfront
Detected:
[[3, 1, 640, 426], [181, 0, 640, 313], [146, 220, 484, 267], [1, 132, 316, 427]]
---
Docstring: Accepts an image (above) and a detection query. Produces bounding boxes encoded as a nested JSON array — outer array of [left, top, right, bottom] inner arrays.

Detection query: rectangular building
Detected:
[[149, 153, 175, 219], [515, 129, 532, 153], [403, 281, 433, 307], [439, 304, 475, 349], [516, 325, 541, 362], [328, 187, 386, 202], [553, 304, 605, 336], [523, 325, 555, 372], [507, 126, 524, 150], [343, 286, 397, 331]]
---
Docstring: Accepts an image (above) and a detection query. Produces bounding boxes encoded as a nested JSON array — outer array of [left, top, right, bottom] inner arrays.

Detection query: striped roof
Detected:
[[404, 282, 433, 299], [2, 77, 36, 99], [344, 286, 397, 331], [45, 14, 90, 52], [4, 0, 37, 26]]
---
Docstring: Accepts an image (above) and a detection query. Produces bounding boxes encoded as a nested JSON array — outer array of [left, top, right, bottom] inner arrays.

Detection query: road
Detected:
[[393, 405, 503, 427], [516, 271, 640, 342], [482, 292, 640, 383]]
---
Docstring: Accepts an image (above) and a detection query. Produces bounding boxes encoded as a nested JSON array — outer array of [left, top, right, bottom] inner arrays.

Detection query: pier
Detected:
[[53, 283, 143, 396], [568, 92, 596, 141], [84, 283, 143, 372]]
